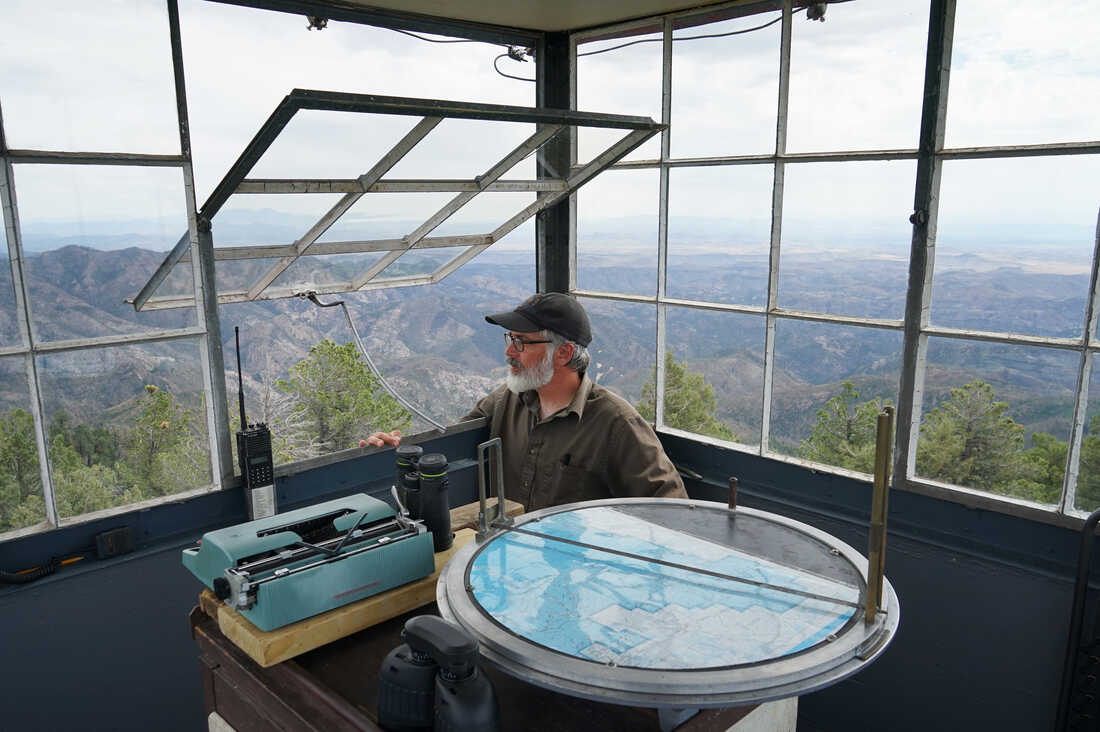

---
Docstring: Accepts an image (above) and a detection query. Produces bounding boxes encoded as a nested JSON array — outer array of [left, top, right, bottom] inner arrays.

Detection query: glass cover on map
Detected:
[[467, 505, 861, 670]]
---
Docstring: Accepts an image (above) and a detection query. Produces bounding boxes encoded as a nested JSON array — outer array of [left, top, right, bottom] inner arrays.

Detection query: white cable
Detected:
[[305, 293, 447, 433]]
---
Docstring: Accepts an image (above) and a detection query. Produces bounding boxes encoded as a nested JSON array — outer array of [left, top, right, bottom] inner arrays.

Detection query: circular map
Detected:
[[438, 498, 899, 708]]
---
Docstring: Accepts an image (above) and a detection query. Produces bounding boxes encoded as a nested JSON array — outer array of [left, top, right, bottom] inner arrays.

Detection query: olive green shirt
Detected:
[[463, 376, 687, 512]]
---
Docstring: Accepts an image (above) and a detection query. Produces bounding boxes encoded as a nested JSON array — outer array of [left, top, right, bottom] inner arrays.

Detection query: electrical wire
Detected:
[[391, 28, 484, 44], [491, 8, 803, 82], [1, 554, 86, 584], [577, 12, 785, 58], [493, 52, 536, 83], [303, 293, 447, 433]]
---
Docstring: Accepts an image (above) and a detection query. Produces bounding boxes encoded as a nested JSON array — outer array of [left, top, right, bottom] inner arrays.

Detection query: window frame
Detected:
[[0, 0, 228, 537], [569, 0, 1100, 528]]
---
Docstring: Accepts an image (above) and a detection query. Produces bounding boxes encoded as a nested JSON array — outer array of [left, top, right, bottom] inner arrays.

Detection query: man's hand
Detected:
[[366, 430, 402, 448]]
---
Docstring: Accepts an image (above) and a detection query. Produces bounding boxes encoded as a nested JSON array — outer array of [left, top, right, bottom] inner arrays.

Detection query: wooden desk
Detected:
[[188, 498, 758, 731], [191, 603, 757, 732]]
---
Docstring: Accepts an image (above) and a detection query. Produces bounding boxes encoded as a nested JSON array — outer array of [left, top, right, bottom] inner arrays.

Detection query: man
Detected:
[[369, 292, 687, 511]]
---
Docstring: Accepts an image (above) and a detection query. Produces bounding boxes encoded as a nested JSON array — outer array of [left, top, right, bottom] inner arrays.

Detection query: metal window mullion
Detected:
[[236, 179, 569, 194], [168, 0, 230, 489], [3, 150, 186, 166], [760, 0, 792, 456], [0, 145, 58, 527], [568, 35, 579, 293], [896, 0, 955, 488], [188, 183, 228, 491], [655, 18, 673, 429], [1062, 209, 1100, 512], [33, 326, 207, 354]]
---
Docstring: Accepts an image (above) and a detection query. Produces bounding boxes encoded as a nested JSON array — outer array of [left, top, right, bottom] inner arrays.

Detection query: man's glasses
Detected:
[[505, 333, 552, 352]]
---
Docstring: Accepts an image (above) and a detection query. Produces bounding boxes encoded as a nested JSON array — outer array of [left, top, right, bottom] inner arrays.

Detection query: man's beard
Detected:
[[506, 346, 555, 394]]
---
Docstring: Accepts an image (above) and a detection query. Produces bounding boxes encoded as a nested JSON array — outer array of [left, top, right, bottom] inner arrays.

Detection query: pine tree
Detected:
[[118, 384, 208, 498], [798, 381, 891, 473], [638, 351, 736, 442], [916, 381, 1044, 497], [276, 340, 412, 457]]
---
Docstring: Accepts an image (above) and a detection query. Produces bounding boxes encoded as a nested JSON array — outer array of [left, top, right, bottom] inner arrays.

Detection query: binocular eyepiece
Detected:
[[394, 447, 452, 553]]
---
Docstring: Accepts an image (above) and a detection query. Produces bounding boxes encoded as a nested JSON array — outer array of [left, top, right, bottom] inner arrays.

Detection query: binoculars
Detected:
[[395, 445, 452, 553], [377, 615, 500, 731]]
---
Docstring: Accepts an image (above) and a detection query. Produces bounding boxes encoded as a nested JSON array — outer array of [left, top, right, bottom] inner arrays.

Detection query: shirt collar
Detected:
[[521, 374, 593, 421]]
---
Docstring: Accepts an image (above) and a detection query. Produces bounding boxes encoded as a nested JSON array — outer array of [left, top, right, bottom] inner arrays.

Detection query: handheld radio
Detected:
[[235, 327, 276, 519]]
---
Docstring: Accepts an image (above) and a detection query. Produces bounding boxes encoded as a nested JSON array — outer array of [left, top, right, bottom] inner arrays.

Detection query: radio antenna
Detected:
[[235, 326, 247, 428]]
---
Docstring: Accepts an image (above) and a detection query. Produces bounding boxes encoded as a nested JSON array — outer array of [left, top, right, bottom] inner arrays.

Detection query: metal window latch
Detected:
[[909, 209, 928, 226]]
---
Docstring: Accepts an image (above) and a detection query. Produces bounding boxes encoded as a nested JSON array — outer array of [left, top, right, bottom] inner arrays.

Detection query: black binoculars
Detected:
[[377, 615, 500, 732], [395, 445, 452, 553]]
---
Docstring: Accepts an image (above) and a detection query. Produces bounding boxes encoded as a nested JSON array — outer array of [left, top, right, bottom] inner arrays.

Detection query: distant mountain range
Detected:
[[0, 229, 1091, 450]]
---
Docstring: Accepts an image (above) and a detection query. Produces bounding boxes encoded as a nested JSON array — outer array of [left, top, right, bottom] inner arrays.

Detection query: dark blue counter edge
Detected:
[[660, 431, 1100, 586]]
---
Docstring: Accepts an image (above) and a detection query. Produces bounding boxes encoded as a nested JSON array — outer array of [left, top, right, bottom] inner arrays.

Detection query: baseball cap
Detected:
[[485, 292, 592, 347]]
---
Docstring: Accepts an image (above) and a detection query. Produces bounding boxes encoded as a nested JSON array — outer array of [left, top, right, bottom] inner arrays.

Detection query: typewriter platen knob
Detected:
[[213, 576, 231, 601]]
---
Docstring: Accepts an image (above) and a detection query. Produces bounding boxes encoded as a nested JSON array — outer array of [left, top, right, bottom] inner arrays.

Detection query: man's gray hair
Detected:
[[544, 330, 590, 373]]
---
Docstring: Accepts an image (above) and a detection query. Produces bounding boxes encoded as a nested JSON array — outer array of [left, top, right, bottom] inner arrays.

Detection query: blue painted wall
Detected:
[[0, 427, 1092, 731]]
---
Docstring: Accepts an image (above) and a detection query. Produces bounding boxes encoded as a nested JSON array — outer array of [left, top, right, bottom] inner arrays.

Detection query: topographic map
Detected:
[[468, 506, 860, 669]]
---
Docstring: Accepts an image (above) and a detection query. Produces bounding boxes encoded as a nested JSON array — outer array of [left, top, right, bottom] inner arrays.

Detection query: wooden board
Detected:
[[201, 529, 473, 668], [451, 497, 522, 532], [198, 498, 523, 668]]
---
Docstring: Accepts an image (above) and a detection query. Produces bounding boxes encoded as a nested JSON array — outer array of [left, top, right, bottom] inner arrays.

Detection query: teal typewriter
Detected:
[[182, 493, 435, 631]]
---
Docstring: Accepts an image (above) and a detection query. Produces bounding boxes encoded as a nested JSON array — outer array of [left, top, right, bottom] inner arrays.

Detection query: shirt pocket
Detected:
[[546, 462, 606, 509]]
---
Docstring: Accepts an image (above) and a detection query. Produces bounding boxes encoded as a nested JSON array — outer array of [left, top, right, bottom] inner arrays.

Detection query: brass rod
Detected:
[[865, 405, 894, 623]]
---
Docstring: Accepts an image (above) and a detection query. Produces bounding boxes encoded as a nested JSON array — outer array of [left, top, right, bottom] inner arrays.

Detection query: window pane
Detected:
[[917, 338, 1075, 506], [249, 114, 540, 182], [670, 13, 780, 158], [947, 0, 1100, 147], [787, 0, 928, 152], [664, 307, 764, 445], [0, 357, 44, 532], [577, 169, 659, 297], [216, 257, 281, 297], [932, 156, 1098, 338], [0, 0, 179, 153], [431, 192, 537, 239], [578, 297, 656, 407], [271, 253, 386, 291], [223, 244, 537, 462], [1076, 362, 1100, 513], [378, 250, 450, 279], [771, 320, 902, 470], [38, 341, 212, 520], [0, 222, 19, 348], [248, 111, 427, 181], [576, 31, 663, 165], [384, 120, 541, 181], [15, 165, 196, 341], [667, 164, 773, 306], [779, 161, 914, 319], [216, 193, 350, 245]]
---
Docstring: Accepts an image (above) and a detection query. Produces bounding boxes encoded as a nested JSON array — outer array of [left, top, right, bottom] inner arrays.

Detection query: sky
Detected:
[[1, 0, 1098, 261]]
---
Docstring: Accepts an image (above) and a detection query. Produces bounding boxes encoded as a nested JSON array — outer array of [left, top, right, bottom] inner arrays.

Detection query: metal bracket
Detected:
[[477, 437, 512, 541]]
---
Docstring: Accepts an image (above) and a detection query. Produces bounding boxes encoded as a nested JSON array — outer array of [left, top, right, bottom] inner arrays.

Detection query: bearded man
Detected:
[[368, 292, 687, 511]]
